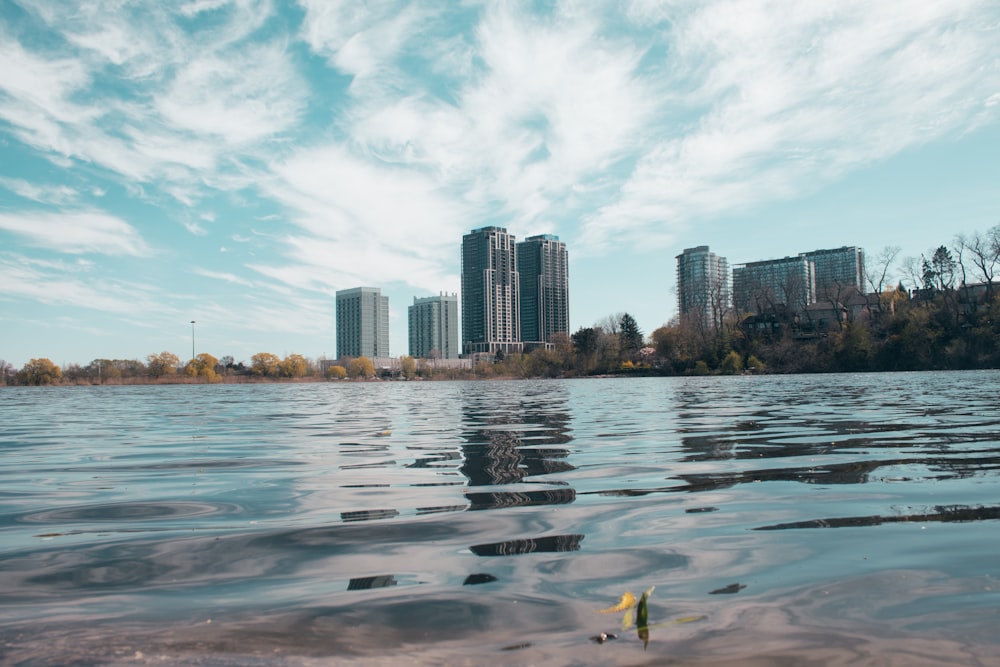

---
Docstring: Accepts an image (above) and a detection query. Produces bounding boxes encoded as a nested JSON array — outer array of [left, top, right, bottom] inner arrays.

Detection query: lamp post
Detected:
[[190, 320, 196, 360]]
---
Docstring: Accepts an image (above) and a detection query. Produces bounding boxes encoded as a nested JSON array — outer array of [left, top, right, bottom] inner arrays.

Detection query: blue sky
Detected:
[[1, 0, 999, 368]]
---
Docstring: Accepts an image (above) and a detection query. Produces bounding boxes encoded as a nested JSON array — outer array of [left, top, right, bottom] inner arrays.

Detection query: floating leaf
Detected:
[[599, 591, 636, 614], [636, 589, 652, 650], [636, 591, 650, 629]]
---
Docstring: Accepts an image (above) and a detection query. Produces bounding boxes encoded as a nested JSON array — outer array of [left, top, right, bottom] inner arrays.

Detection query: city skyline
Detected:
[[2, 2, 999, 367]]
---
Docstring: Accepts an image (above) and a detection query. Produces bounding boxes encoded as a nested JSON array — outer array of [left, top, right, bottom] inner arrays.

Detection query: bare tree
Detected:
[[957, 225, 1000, 299], [865, 245, 901, 296]]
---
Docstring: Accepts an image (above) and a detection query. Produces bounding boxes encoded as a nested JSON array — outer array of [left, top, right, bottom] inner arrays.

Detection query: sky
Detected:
[[1, 0, 999, 369]]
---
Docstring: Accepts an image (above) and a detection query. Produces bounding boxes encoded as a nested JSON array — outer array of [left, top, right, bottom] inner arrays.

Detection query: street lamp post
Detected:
[[190, 320, 196, 360]]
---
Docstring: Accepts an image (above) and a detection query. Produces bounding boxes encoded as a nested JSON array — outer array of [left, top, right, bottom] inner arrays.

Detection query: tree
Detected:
[[0, 360, 13, 385], [17, 358, 62, 385], [618, 313, 644, 354], [147, 351, 181, 378], [251, 352, 280, 377], [720, 350, 743, 374], [185, 353, 219, 382], [87, 359, 121, 383], [957, 225, 1000, 299], [571, 327, 599, 356], [401, 355, 417, 379], [278, 354, 308, 378], [348, 356, 375, 379], [325, 364, 347, 380], [922, 246, 956, 292], [865, 245, 901, 296]]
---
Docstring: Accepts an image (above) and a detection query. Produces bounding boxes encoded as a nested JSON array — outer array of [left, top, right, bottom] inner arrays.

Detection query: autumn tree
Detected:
[[325, 364, 347, 380], [185, 353, 219, 382], [401, 355, 416, 380], [147, 351, 181, 378], [251, 352, 280, 377], [86, 359, 121, 383], [17, 358, 62, 385], [348, 356, 375, 379], [278, 354, 308, 378]]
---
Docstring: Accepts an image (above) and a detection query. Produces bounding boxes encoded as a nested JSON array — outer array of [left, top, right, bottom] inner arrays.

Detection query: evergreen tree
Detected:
[[618, 313, 643, 353]]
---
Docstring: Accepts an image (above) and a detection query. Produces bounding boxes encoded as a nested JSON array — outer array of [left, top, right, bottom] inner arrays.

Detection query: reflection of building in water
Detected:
[[347, 575, 397, 590], [469, 534, 584, 556], [458, 386, 577, 509], [340, 508, 400, 522], [459, 430, 574, 488]]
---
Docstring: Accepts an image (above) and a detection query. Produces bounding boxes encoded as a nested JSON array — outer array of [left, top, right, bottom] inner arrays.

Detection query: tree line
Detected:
[[4, 224, 998, 385]]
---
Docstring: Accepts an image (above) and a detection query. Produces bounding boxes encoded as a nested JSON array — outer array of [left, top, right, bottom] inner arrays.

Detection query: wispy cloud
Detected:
[[0, 254, 158, 313], [0, 211, 151, 256], [0, 177, 79, 205], [581, 0, 1000, 251]]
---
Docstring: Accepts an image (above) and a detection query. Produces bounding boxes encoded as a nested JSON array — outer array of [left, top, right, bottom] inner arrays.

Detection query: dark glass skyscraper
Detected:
[[461, 226, 522, 356], [517, 234, 569, 345]]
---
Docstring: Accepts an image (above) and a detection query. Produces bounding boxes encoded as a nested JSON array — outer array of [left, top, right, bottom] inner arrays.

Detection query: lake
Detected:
[[2, 371, 999, 665]]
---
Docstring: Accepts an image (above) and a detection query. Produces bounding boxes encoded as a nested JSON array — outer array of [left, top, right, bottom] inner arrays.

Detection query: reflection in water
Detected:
[[341, 509, 400, 522], [347, 575, 397, 590], [469, 534, 584, 557], [3, 373, 1000, 665], [756, 503, 1000, 530], [465, 488, 576, 510], [460, 384, 573, 478]]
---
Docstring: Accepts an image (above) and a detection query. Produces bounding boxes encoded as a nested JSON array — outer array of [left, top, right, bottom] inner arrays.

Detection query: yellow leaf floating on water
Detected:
[[599, 591, 637, 614], [376, 430, 392, 437]]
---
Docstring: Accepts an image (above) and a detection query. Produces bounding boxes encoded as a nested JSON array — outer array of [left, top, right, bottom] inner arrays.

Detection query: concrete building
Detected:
[[408, 293, 460, 359], [804, 246, 865, 301], [336, 287, 389, 359], [517, 234, 569, 347], [675, 245, 730, 329], [732, 256, 816, 315], [461, 226, 522, 356]]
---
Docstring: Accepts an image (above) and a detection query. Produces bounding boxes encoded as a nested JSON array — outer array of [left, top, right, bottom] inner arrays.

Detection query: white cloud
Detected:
[[194, 268, 254, 286], [156, 45, 306, 146], [0, 177, 79, 205], [0, 255, 157, 314], [580, 0, 1000, 251], [183, 221, 208, 236], [0, 210, 151, 256], [260, 143, 465, 290]]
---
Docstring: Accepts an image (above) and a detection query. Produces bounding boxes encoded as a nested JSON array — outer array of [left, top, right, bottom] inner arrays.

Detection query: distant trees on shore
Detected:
[[4, 226, 998, 385]]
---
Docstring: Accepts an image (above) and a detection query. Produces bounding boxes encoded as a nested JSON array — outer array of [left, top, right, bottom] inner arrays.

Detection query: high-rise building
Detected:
[[732, 256, 816, 314], [336, 287, 389, 359], [803, 246, 865, 300], [517, 234, 569, 345], [676, 245, 729, 329], [461, 226, 522, 356], [408, 293, 459, 359]]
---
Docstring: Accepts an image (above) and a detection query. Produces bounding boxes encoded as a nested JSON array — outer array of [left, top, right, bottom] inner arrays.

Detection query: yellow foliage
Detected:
[[599, 591, 637, 614], [325, 364, 347, 379], [348, 356, 375, 379], [279, 353, 308, 378]]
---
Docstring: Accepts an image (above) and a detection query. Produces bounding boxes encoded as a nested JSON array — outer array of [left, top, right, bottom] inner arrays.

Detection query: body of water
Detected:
[[2, 371, 999, 665]]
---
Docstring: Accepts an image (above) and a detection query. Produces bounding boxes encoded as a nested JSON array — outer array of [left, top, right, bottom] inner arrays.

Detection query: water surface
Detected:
[[2, 372, 999, 665]]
